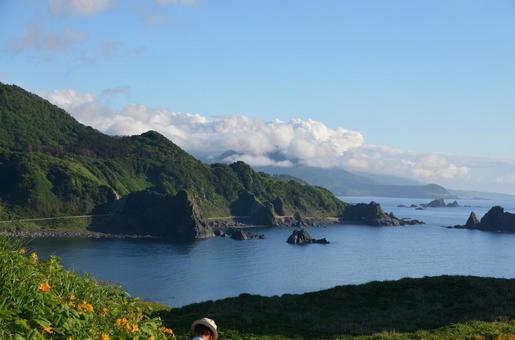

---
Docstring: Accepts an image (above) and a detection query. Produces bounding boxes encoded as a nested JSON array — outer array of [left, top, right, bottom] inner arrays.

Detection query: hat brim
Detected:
[[192, 320, 218, 340]]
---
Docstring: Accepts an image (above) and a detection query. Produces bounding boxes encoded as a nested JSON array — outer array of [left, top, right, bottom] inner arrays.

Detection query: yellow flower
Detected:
[[69, 293, 76, 301], [100, 307, 109, 317], [162, 327, 174, 336], [38, 282, 52, 293], [101, 333, 110, 340], [30, 252, 38, 265], [130, 323, 139, 333], [150, 336, 155, 340], [67, 337, 72, 340], [18, 247, 26, 255], [115, 318, 128, 327], [77, 300, 94, 313], [42, 325, 53, 334]]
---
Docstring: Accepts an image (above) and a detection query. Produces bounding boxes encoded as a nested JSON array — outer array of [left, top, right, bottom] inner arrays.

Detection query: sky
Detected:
[[1, 0, 515, 194]]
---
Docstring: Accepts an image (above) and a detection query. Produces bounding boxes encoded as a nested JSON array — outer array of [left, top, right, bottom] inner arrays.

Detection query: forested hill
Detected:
[[0, 82, 346, 224]]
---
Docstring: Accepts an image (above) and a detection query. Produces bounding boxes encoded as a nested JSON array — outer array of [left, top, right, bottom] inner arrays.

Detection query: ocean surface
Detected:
[[29, 197, 515, 307]]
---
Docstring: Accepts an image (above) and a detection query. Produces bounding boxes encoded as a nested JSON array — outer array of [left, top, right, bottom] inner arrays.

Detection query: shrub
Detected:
[[0, 238, 176, 339]]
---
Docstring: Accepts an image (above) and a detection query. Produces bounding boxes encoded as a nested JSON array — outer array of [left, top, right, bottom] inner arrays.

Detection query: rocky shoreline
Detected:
[[0, 229, 154, 239]]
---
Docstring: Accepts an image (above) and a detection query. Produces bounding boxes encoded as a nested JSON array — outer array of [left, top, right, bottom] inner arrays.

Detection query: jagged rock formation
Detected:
[[421, 199, 460, 208], [99, 190, 213, 240], [225, 228, 264, 240], [447, 200, 460, 208], [465, 212, 480, 227], [341, 202, 424, 226], [455, 206, 515, 232], [286, 229, 329, 245]]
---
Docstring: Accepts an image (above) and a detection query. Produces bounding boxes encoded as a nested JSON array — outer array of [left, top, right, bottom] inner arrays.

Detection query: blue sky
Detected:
[[1, 0, 515, 193]]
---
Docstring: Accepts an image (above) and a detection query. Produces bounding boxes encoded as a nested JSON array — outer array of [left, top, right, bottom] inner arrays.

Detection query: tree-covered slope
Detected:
[[0, 83, 345, 223]]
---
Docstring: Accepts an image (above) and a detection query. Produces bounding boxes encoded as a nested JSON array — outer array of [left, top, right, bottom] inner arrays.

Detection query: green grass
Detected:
[[159, 276, 515, 339], [0, 238, 176, 339], [2, 237, 515, 339]]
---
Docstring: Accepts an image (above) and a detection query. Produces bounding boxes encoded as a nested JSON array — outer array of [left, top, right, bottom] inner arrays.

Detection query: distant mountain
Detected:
[[210, 149, 453, 199], [450, 189, 515, 201], [353, 171, 421, 186], [255, 165, 455, 199]]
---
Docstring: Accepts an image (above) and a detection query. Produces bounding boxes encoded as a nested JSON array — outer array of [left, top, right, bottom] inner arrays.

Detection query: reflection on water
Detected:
[[29, 197, 515, 307]]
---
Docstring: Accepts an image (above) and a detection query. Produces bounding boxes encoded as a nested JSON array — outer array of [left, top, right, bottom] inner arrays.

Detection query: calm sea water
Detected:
[[29, 197, 515, 307]]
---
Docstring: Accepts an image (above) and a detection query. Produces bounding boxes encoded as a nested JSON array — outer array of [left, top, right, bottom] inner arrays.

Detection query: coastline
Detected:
[[0, 229, 154, 239]]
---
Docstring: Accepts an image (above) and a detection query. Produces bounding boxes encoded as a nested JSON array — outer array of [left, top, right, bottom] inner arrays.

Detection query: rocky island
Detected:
[[423, 198, 460, 208], [454, 206, 515, 232], [341, 202, 424, 226], [286, 229, 329, 245]]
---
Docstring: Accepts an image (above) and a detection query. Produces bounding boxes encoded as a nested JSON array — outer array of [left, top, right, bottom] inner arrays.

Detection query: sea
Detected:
[[29, 197, 515, 307]]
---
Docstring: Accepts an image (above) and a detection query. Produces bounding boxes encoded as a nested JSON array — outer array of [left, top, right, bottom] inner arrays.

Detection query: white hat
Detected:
[[191, 317, 218, 340]]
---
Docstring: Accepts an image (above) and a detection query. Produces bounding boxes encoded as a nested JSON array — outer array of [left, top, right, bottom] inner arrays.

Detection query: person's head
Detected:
[[191, 318, 218, 340]]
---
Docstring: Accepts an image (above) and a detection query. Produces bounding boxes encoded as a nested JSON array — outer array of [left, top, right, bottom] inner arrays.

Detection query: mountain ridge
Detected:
[[0, 82, 423, 239], [0, 83, 347, 239]]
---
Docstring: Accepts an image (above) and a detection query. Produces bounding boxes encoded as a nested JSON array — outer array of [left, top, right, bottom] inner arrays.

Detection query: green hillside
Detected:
[[0, 83, 345, 225], [162, 275, 515, 339]]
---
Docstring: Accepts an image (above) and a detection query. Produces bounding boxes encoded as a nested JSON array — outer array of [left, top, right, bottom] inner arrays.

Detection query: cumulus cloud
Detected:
[[48, 0, 115, 16], [8, 24, 87, 54], [37, 88, 478, 185]]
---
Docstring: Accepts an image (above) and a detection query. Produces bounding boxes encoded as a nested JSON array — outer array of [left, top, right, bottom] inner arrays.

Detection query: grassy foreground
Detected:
[[2, 238, 515, 339], [0, 238, 175, 339]]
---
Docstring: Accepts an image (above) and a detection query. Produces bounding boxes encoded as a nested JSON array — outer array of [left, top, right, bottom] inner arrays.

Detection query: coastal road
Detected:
[[0, 214, 112, 224]]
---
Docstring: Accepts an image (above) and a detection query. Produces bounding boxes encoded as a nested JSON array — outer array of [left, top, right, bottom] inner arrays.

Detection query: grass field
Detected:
[[159, 276, 515, 339], [1, 237, 515, 339]]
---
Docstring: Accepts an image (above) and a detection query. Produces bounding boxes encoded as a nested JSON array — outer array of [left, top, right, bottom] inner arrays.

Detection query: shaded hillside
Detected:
[[160, 275, 515, 339], [0, 83, 345, 225]]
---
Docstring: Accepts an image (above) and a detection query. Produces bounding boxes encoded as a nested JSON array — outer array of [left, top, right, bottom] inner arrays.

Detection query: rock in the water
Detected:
[[286, 229, 329, 245], [415, 207, 425, 210], [479, 206, 515, 231], [397, 204, 408, 208], [447, 200, 460, 208], [341, 202, 425, 226], [226, 228, 264, 240], [410, 204, 418, 208], [455, 206, 515, 232], [229, 229, 250, 240], [465, 212, 479, 227], [424, 198, 447, 208], [214, 229, 225, 237]]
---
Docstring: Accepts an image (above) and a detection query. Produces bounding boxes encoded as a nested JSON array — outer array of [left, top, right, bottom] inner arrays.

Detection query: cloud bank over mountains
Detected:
[[40, 88, 475, 185]]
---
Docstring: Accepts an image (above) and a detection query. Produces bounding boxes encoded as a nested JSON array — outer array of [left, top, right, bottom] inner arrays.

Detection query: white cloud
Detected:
[[45, 88, 515, 191], [8, 24, 87, 54], [48, 0, 115, 16], [41, 89, 95, 109]]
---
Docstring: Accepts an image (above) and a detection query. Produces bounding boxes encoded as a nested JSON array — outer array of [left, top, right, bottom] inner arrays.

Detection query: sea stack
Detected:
[[465, 212, 479, 227], [286, 229, 329, 245]]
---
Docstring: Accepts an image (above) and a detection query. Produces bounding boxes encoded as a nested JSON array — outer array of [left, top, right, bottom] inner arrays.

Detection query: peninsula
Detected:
[[0, 83, 422, 240]]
